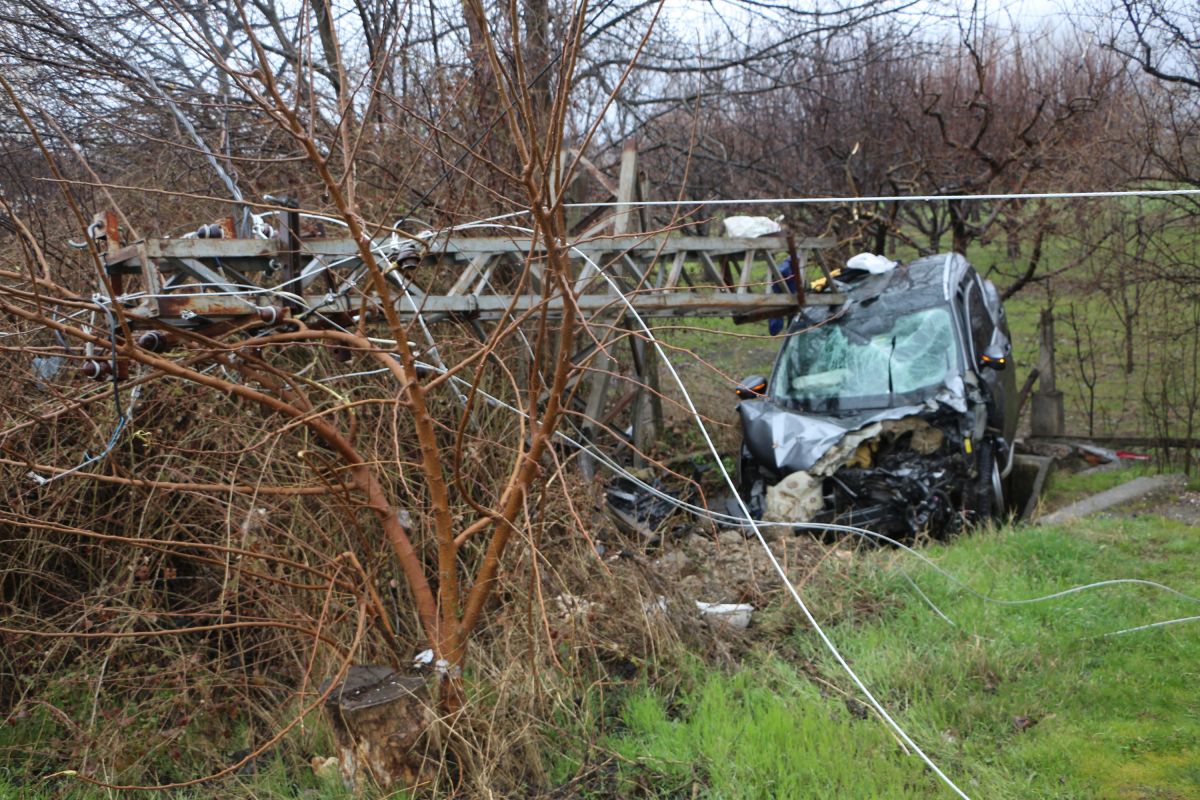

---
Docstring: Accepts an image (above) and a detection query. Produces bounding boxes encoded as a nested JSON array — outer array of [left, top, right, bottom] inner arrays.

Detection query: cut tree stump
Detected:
[[320, 665, 436, 792]]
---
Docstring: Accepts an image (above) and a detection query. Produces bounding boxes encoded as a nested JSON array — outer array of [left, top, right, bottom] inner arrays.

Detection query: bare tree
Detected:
[[0, 0, 674, 789], [1109, 0, 1200, 90]]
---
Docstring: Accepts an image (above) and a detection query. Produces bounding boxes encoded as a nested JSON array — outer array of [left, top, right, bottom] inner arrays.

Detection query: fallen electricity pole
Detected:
[[77, 202, 840, 461]]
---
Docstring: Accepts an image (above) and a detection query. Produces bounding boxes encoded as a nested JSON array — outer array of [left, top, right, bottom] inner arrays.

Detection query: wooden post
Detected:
[[321, 665, 436, 793], [275, 197, 302, 310], [612, 140, 662, 464], [637, 165, 651, 235], [613, 139, 638, 239], [1031, 309, 1065, 437]]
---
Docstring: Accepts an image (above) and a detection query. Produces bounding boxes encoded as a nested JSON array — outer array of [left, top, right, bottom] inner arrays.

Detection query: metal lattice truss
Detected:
[[94, 211, 840, 331], [87, 203, 842, 463]]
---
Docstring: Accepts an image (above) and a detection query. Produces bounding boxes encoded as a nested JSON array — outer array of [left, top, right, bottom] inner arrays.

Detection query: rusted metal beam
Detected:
[[425, 234, 832, 257], [103, 210, 123, 295], [113, 234, 833, 269], [143, 238, 280, 260], [118, 290, 843, 326]]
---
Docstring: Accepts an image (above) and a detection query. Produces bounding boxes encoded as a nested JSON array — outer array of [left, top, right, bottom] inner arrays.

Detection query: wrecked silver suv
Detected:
[[735, 253, 1017, 538]]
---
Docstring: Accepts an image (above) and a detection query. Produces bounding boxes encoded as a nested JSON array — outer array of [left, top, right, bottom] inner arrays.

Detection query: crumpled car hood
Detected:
[[738, 375, 966, 475]]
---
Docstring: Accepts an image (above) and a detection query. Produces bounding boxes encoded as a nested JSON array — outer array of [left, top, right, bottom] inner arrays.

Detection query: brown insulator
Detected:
[[80, 359, 112, 379], [136, 330, 167, 352], [257, 305, 284, 325]]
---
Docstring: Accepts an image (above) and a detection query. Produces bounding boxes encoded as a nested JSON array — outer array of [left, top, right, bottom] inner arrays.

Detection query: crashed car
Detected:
[[735, 253, 1017, 538]]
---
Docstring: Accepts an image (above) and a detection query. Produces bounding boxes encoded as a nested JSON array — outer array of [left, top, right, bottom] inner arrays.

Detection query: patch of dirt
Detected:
[[650, 529, 829, 607], [1122, 490, 1200, 527]]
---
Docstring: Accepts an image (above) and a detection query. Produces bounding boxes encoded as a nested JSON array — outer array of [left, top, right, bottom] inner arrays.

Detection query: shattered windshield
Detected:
[[772, 303, 960, 414]]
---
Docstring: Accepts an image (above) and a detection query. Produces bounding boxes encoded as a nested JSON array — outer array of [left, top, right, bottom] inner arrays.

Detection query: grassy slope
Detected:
[[8, 505, 1194, 800], [606, 513, 1200, 799], [6, 239, 1197, 798], [0, 712, 354, 800]]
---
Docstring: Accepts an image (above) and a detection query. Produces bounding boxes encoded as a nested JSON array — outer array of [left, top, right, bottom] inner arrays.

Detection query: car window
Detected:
[[964, 280, 995, 359], [772, 306, 958, 412]]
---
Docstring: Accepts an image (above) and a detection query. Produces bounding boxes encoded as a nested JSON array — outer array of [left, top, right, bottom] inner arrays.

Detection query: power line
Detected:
[[561, 187, 1200, 208], [575, 236, 975, 800]]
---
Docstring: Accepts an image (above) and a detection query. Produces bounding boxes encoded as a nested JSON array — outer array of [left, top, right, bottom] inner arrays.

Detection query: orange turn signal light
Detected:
[[735, 381, 768, 399]]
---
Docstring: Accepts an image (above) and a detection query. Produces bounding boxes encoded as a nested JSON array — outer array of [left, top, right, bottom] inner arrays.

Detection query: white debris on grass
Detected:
[[696, 601, 755, 629]]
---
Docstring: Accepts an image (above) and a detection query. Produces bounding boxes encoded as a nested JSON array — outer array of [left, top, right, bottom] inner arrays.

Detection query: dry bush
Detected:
[[0, 1, 744, 794]]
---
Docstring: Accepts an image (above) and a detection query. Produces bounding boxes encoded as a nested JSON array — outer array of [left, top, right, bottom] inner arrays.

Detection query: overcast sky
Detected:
[[658, 0, 1090, 39]]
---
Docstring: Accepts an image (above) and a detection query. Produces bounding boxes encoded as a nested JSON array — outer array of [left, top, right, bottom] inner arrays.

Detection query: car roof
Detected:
[[841, 253, 973, 304], [840, 250, 969, 297], [787, 253, 978, 335], [904, 253, 973, 299]]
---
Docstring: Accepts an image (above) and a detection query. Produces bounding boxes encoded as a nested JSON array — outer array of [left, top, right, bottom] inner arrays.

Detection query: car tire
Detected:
[[975, 439, 1004, 521]]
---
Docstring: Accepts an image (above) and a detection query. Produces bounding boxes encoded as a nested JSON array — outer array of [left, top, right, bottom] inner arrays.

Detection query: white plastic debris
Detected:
[[411, 648, 434, 669], [846, 252, 898, 274], [695, 601, 755, 629], [723, 215, 782, 238]]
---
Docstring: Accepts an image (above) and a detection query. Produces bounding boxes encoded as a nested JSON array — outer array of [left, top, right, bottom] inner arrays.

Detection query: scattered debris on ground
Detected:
[[605, 474, 698, 544], [695, 601, 756, 629], [651, 529, 827, 608], [1019, 439, 1152, 472]]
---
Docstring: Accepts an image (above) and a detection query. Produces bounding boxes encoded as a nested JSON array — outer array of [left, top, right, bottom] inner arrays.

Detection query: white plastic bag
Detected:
[[723, 215, 782, 238], [846, 252, 898, 274]]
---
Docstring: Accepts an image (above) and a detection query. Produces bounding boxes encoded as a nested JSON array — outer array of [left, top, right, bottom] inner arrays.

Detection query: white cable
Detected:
[[0, 308, 90, 338], [901, 573, 958, 626], [427, 219, 1197, 793], [562, 188, 1200, 209], [1104, 615, 1200, 637], [403, 227, 1200, 617], [439, 221, 970, 799], [81, 205, 1191, 787], [160, 216, 1198, 627], [315, 356, 1200, 648], [586, 248, 973, 799], [395, 209, 530, 234], [312, 301, 1200, 635]]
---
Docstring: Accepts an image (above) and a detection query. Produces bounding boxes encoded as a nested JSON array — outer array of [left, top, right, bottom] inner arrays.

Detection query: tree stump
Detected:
[[320, 665, 436, 793]]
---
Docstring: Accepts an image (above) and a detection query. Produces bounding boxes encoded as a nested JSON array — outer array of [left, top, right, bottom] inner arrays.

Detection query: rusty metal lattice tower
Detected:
[[86, 144, 841, 463]]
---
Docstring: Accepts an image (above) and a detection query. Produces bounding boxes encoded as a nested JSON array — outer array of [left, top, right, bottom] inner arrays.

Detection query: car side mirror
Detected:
[[735, 375, 768, 399], [979, 343, 1009, 371]]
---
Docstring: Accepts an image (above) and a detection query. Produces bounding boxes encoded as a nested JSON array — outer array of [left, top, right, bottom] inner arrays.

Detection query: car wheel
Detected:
[[975, 439, 1004, 521]]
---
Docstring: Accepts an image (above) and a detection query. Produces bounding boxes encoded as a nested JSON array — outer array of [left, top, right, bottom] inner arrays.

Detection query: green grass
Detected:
[[606, 659, 938, 798], [1038, 463, 1171, 509], [603, 514, 1200, 799], [656, 315, 779, 375], [0, 706, 355, 800], [1040, 463, 1200, 511]]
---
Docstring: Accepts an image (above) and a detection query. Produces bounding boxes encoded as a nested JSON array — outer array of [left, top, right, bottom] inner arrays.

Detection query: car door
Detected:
[[961, 273, 1014, 439]]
